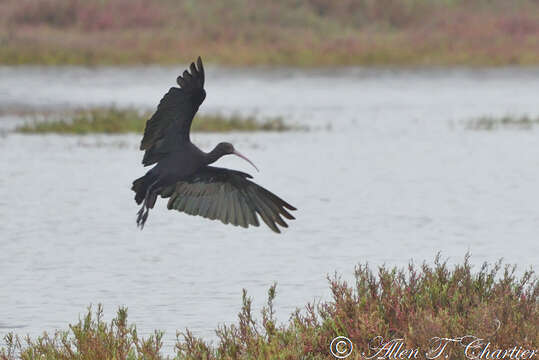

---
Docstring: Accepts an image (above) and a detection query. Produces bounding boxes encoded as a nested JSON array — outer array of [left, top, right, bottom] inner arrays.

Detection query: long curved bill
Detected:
[[233, 150, 259, 172]]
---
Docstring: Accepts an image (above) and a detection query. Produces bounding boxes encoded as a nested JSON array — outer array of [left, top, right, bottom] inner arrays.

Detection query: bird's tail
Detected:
[[131, 172, 158, 205]]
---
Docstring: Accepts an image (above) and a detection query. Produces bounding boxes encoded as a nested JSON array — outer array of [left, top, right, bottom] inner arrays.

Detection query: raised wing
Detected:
[[140, 57, 206, 166], [160, 167, 296, 233]]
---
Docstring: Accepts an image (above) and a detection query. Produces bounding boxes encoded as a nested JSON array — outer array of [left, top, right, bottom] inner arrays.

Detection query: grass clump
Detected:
[[15, 107, 300, 134], [1, 254, 537, 360], [190, 114, 296, 133], [16, 107, 145, 134], [465, 115, 539, 130]]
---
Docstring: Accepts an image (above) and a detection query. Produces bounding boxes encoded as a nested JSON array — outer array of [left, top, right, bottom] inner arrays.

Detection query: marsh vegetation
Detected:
[[1, 255, 537, 360], [15, 107, 301, 134], [1, 0, 538, 66], [465, 115, 539, 131]]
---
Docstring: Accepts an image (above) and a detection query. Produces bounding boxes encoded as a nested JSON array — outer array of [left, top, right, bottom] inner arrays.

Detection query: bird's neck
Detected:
[[205, 148, 223, 165]]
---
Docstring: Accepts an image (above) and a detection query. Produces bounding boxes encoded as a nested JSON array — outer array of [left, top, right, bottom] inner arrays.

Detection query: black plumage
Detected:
[[131, 57, 296, 232]]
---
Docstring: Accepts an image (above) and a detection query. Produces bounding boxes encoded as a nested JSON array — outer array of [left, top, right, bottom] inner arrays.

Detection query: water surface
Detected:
[[1, 66, 538, 351]]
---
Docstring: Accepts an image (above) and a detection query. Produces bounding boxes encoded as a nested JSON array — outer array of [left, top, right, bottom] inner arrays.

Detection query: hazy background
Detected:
[[0, 0, 538, 66]]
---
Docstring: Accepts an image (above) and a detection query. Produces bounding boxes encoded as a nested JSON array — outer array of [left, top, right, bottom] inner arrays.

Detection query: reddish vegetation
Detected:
[[1, 254, 537, 360], [0, 0, 538, 66], [7, 0, 163, 30]]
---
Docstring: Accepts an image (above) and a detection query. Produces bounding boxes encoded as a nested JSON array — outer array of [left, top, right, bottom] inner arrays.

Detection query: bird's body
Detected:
[[132, 57, 296, 232], [153, 143, 206, 179]]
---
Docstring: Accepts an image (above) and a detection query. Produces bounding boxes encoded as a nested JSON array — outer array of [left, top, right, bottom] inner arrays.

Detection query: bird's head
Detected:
[[215, 142, 235, 155], [214, 142, 259, 172]]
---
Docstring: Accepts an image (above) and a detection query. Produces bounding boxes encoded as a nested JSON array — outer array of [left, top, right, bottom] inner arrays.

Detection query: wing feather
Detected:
[[140, 57, 206, 166], [237, 191, 257, 227], [189, 62, 197, 76], [198, 188, 212, 218], [244, 187, 281, 232], [249, 189, 288, 227], [162, 166, 295, 233], [207, 185, 220, 220]]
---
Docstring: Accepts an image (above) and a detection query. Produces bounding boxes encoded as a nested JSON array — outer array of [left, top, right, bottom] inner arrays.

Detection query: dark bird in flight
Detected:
[[131, 57, 296, 232]]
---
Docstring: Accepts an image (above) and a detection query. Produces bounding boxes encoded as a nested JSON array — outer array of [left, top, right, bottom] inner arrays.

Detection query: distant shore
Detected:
[[1, 0, 538, 67]]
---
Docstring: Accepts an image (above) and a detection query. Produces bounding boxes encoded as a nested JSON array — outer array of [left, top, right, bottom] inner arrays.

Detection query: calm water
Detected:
[[1, 66, 538, 351]]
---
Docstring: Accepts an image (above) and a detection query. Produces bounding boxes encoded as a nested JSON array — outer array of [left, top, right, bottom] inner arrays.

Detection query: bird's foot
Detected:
[[136, 205, 150, 230]]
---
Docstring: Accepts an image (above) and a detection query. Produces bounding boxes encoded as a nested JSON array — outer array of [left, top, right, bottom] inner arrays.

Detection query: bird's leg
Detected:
[[136, 180, 161, 229], [136, 200, 147, 228]]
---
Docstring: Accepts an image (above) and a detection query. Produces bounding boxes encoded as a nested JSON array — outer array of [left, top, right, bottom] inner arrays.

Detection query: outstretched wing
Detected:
[[160, 166, 297, 233], [140, 57, 206, 166]]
